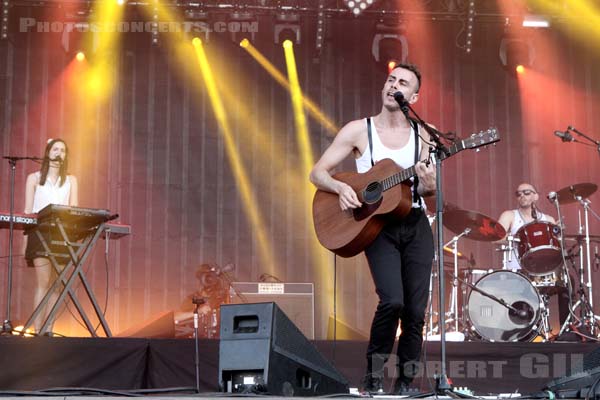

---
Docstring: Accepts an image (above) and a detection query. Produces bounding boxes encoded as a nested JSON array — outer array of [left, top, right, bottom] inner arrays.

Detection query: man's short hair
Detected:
[[392, 63, 422, 92]]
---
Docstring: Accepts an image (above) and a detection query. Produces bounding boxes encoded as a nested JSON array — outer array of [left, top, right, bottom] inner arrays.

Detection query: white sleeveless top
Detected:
[[504, 209, 549, 270], [355, 118, 424, 208], [31, 171, 72, 213]]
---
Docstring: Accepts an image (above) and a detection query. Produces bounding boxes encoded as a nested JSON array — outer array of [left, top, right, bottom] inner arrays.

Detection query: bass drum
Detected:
[[466, 271, 541, 342]]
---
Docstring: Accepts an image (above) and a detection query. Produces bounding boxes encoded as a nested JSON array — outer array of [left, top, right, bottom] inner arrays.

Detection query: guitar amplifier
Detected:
[[229, 282, 315, 339]]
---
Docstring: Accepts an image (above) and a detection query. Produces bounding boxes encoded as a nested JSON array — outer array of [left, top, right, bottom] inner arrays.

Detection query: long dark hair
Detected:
[[39, 139, 69, 187]]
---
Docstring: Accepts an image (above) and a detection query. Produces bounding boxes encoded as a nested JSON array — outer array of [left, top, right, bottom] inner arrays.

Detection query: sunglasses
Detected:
[[515, 190, 536, 197]]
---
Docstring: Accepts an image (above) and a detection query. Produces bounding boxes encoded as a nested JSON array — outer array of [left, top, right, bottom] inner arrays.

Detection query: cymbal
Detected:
[[556, 183, 597, 204], [564, 233, 600, 243], [424, 197, 461, 213], [443, 209, 506, 242]]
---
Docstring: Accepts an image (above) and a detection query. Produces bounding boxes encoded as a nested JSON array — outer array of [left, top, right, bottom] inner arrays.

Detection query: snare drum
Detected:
[[516, 221, 562, 276], [466, 270, 542, 342]]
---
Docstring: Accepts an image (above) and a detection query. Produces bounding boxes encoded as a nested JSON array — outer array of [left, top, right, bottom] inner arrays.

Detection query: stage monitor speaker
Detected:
[[230, 282, 314, 339], [544, 351, 589, 398], [219, 302, 349, 396]]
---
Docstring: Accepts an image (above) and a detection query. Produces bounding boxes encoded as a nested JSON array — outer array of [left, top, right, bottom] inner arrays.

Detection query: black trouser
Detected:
[[364, 208, 434, 385]]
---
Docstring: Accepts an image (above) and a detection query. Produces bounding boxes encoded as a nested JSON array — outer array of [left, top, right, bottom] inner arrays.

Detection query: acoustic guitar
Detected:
[[312, 128, 500, 257]]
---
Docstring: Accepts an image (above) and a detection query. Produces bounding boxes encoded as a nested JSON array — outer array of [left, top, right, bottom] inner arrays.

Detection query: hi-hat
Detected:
[[444, 209, 506, 241], [555, 183, 597, 204]]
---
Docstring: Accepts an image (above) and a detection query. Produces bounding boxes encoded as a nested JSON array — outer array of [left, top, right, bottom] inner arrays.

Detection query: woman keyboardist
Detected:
[[23, 138, 78, 334]]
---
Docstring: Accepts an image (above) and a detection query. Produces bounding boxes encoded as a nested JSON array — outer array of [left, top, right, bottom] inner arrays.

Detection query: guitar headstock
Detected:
[[461, 128, 500, 151]]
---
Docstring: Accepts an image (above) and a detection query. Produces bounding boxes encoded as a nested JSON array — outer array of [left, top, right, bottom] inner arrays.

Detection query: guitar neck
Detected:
[[381, 140, 464, 192]]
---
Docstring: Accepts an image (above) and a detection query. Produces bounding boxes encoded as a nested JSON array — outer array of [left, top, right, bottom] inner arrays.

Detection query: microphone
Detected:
[[554, 130, 574, 142], [547, 191, 557, 202], [393, 91, 410, 117], [393, 91, 407, 105], [531, 202, 538, 220]]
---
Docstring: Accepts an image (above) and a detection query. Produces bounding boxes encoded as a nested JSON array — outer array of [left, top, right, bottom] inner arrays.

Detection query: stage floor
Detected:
[[0, 337, 596, 397]]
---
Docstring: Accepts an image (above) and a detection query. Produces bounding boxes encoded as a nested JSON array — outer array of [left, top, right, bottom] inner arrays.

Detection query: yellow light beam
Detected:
[[526, 0, 600, 42], [83, 0, 126, 102], [283, 40, 314, 179], [241, 39, 339, 135], [283, 40, 334, 333], [193, 38, 277, 275]]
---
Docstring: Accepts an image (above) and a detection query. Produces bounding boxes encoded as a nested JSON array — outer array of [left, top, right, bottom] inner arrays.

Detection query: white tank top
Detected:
[[31, 171, 72, 213], [505, 209, 549, 270], [355, 118, 423, 208]]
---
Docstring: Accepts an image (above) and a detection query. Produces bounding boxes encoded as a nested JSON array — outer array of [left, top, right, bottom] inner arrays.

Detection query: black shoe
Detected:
[[361, 373, 384, 394], [393, 380, 419, 395]]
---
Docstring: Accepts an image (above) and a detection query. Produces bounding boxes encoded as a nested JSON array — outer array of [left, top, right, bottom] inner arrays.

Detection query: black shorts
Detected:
[[25, 229, 71, 267]]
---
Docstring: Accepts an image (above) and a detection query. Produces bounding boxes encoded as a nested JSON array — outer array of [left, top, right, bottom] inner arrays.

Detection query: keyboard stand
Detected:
[[22, 216, 113, 337]]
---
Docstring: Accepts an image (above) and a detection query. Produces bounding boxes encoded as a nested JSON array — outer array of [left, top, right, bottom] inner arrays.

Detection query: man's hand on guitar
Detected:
[[415, 159, 436, 196], [337, 182, 362, 211]]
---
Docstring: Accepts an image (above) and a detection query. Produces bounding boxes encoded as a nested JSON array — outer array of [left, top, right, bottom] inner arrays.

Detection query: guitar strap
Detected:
[[367, 117, 423, 208], [366, 117, 375, 167], [410, 118, 423, 208]]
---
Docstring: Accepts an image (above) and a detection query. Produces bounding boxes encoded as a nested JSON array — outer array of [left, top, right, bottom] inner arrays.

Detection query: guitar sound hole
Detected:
[[363, 182, 382, 204]]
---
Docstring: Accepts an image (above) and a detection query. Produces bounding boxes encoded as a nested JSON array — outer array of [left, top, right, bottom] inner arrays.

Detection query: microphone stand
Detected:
[[401, 102, 457, 394], [568, 126, 600, 158], [1, 156, 42, 336]]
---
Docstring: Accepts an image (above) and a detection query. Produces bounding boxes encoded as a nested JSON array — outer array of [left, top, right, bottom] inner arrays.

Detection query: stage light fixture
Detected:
[[61, 22, 99, 56], [372, 27, 408, 74], [275, 23, 300, 45], [1, 0, 8, 40], [499, 36, 535, 74], [522, 14, 550, 28], [150, 0, 159, 46], [228, 9, 257, 43], [315, 1, 325, 54], [516, 64, 525, 74], [344, 0, 376, 16], [76, 51, 86, 61]]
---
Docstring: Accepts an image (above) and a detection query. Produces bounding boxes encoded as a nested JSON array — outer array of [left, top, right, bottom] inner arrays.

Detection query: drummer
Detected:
[[498, 183, 557, 271]]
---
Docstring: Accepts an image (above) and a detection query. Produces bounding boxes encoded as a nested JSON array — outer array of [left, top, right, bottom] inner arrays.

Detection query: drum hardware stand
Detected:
[[558, 197, 600, 337], [537, 294, 552, 342], [444, 228, 470, 333], [192, 296, 206, 393], [500, 235, 519, 270], [426, 258, 439, 337], [1, 156, 43, 336]]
